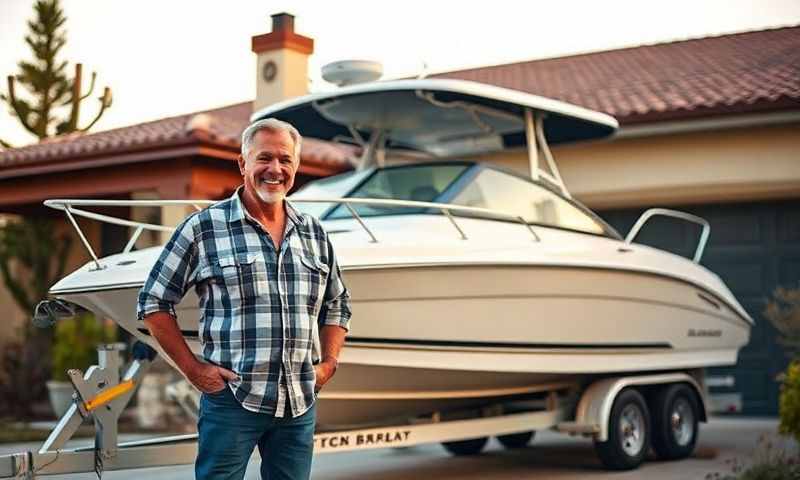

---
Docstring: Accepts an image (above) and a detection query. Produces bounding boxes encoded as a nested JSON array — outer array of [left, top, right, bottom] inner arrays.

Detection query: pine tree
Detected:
[[0, 0, 86, 316], [0, 0, 112, 148], [0, 1, 106, 416]]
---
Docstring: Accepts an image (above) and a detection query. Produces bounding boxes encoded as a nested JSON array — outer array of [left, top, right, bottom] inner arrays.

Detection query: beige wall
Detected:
[[0, 215, 25, 344], [129, 190, 188, 248], [468, 123, 800, 209]]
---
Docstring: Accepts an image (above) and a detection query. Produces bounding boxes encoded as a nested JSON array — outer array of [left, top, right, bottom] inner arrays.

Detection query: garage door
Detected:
[[599, 199, 800, 415]]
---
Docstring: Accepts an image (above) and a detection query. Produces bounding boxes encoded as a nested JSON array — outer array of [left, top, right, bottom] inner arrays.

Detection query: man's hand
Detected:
[[313, 358, 338, 393], [144, 312, 238, 394], [188, 362, 239, 394]]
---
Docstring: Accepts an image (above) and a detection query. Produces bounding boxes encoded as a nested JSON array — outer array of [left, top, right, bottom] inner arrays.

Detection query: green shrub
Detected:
[[778, 361, 800, 444], [51, 313, 116, 382], [764, 287, 800, 445]]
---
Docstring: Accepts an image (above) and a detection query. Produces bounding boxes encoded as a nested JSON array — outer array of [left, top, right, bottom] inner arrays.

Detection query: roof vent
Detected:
[[322, 60, 382, 87]]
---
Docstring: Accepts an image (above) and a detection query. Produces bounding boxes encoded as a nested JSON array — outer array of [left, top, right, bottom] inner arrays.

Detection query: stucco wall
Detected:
[[253, 48, 310, 113], [467, 123, 800, 209]]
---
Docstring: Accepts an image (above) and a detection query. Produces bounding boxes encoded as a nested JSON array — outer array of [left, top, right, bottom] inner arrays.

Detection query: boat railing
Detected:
[[625, 208, 710, 263], [44, 197, 541, 270]]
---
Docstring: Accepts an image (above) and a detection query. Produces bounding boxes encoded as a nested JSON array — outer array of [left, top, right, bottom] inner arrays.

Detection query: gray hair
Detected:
[[241, 118, 302, 160]]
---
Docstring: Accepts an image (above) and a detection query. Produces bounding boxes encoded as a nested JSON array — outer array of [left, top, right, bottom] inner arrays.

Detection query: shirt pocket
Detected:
[[294, 254, 330, 318], [199, 253, 268, 304], [234, 253, 268, 300]]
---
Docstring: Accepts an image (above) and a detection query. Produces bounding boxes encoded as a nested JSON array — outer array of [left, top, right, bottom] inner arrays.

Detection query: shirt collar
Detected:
[[230, 186, 303, 228]]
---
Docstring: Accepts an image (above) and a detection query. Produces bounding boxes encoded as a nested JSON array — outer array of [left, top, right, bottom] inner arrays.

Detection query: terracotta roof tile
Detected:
[[0, 102, 357, 172], [431, 26, 800, 123]]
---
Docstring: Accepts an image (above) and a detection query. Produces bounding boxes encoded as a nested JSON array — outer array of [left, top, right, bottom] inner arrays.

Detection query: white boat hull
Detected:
[[56, 261, 749, 427]]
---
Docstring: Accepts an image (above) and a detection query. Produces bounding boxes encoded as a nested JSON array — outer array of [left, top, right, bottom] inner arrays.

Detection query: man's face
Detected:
[[238, 129, 299, 205]]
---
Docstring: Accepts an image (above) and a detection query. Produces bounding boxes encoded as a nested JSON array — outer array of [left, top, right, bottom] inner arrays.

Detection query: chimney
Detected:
[[251, 13, 314, 112]]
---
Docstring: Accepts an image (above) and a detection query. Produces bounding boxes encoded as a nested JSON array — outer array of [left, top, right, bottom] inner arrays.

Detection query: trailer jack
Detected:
[[1, 343, 158, 479]]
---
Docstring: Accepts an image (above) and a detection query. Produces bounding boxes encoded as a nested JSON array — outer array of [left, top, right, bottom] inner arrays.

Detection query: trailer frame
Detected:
[[0, 345, 709, 478]]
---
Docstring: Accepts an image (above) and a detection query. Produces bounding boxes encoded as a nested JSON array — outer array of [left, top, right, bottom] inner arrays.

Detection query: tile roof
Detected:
[[1, 26, 796, 171], [0, 102, 357, 173], [431, 26, 800, 124]]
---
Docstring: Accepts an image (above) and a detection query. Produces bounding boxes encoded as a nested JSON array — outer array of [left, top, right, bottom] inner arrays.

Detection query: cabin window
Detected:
[[327, 164, 470, 219], [451, 168, 606, 235], [291, 169, 372, 218]]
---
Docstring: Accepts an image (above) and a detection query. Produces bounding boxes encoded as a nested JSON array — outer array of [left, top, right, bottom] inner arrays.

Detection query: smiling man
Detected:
[[137, 118, 351, 480]]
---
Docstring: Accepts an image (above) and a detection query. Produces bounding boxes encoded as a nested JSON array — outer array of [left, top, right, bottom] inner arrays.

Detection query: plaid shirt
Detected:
[[137, 188, 351, 417]]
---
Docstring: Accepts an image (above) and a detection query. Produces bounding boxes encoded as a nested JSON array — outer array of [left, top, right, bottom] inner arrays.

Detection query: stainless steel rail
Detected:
[[625, 208, 711, 263], [44, 197, 541, 265]]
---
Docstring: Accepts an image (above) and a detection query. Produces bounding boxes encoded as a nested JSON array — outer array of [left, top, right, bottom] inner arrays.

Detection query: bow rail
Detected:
[[44, 197, 541, 270]]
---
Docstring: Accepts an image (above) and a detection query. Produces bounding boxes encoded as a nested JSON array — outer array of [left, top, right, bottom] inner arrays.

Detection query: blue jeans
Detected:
[[196, 387, 316, 480]]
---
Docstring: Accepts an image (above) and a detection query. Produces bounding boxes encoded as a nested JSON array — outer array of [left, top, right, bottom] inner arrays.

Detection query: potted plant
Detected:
[[47, 312, 116, 417]]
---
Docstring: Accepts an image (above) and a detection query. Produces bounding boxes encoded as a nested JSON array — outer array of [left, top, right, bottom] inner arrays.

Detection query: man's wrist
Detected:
[[322, 356, 338, 372], [181, 358, 204, 379]]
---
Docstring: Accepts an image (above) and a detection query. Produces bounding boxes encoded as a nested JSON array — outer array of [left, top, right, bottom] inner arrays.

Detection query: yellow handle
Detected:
[[85, 379, 135, 411]]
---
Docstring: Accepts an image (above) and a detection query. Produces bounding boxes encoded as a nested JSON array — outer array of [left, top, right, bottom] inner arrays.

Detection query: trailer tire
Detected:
[[651, 383, 699, 460], [594, 388, 650, 470], [442, 437, 489, 456], [497, 431, 535, 449]]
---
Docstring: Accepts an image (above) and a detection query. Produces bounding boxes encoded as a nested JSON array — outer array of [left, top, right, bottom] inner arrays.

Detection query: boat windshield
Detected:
[[449, 168, 607, 235], [290, 169, 372, 218], [292, 163, 471, 219], [291, 162, 609, 236], [328, 164, 470, 219]]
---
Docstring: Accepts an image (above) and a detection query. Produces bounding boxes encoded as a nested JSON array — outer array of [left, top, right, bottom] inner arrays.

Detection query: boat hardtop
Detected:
[[251, 79, 618, 156]]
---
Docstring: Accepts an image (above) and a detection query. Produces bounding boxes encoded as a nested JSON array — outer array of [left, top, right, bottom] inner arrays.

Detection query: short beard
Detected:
[[255, 186, 284, 204]]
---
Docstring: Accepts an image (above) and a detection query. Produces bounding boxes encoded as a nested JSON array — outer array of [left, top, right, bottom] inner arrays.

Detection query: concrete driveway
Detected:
[[0, 417, 795, 479], [312, 417, 794, 480]]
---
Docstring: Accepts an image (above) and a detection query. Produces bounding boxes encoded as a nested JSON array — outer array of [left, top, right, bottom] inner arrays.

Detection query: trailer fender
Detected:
[[564, 372, 707, 442]]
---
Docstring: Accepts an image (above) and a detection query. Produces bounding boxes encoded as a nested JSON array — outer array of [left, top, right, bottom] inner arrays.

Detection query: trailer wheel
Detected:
[[651, 383, 699, 460], [442, 437, 489, 456], [497, 431, 535, 449], [594, 388, 650, 470]]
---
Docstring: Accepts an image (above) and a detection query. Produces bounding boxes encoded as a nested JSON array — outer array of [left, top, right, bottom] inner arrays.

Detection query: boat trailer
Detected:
[[0, 343, 708, 478], [0, 344, 580, 478]]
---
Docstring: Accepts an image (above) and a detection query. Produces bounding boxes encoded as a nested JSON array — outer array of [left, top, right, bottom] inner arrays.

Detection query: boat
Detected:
[[43, 79, 752, 430]]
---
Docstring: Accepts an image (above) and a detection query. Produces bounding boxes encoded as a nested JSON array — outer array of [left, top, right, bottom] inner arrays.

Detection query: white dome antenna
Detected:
[[322, 60, 383, 87]]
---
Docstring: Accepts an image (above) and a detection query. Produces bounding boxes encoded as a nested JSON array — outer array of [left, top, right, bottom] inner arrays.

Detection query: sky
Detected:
[[1, 0, 799, 147]]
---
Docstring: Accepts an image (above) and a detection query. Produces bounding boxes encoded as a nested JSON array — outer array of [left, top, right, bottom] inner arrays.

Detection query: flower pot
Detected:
[[46, 380, 75, 418]]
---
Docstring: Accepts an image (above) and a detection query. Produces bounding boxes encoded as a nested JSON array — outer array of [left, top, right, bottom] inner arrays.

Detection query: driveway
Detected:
[[0, 417, 794, 479]]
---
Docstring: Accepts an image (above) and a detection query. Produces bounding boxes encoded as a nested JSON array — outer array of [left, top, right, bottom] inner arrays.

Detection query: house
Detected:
[[0, 14, 796, 414], [0, 13, 357, 348]]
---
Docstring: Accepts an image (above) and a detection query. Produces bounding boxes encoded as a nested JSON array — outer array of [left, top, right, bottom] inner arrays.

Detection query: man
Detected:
[[137, 118, 351, 480]]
